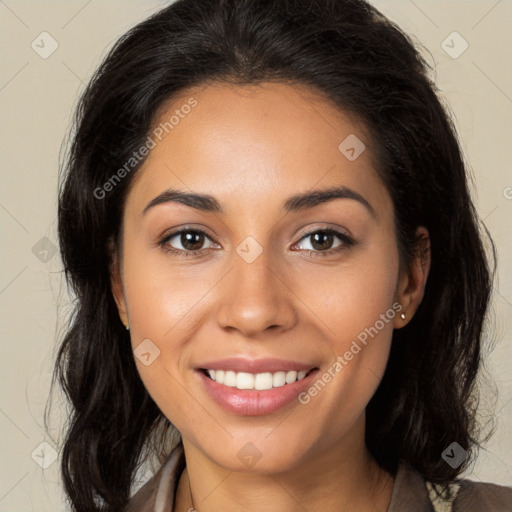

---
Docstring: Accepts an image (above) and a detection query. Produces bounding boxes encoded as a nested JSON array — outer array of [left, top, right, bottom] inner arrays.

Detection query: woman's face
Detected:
[[112, 82, 425, 473]]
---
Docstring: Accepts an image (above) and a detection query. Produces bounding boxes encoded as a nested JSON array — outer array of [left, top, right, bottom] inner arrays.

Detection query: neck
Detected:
[[175, 431, 394, 512]]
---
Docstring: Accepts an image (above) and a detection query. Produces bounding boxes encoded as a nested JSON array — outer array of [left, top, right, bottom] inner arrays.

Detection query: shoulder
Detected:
[[124, 443, 186, 512], [426, 477, 512, 512], [391, 462, 512, 512], [452, 479, 511, 512]]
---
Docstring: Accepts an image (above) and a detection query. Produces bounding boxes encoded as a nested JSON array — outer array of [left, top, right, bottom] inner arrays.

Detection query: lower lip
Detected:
[[196, 369, 319, 416]]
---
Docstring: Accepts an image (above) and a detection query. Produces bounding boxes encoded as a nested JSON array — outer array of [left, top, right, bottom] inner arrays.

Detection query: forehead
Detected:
[[125, 82, 390, 217]]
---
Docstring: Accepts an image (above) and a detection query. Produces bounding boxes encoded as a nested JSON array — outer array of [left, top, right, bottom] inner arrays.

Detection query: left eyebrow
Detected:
[[283, 185, 376, 218], [142, 184, 375, 218]]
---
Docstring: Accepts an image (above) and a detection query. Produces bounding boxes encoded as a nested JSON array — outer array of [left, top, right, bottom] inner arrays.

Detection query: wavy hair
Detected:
[[48, 0, 496, 510]]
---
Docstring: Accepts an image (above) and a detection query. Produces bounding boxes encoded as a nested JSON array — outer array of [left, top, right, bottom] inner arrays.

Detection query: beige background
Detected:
[[0, 0, 511, 510]]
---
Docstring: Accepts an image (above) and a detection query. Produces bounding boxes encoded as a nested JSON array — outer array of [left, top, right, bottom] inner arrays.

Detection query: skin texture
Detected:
[[111, 82, 430, 512]]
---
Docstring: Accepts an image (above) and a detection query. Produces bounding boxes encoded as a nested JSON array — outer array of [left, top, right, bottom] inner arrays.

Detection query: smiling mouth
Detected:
[[199, 367, 318, 391]]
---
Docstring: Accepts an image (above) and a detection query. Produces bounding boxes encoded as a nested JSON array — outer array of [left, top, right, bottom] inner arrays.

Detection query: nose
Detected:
[[215, 247, 298, 338]]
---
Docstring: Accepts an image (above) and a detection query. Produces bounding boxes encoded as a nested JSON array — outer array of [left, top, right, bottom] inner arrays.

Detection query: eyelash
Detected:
[[157, 227, 355, 259]]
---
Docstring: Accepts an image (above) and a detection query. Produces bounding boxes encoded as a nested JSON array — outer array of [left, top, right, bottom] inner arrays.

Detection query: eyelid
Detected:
[[290, 225, 353, 251], [159, 225, 219, 247], [291, 223, 357, 249], [159, 223, 216, 240], [293, 223, 353, 243]]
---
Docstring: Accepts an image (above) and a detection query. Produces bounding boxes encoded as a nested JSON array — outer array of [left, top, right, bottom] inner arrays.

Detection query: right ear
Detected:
[[108, 236, 129, 328]]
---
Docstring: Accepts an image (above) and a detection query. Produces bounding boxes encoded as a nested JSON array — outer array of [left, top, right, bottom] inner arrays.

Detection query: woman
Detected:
[[50, 0, 512, 510]]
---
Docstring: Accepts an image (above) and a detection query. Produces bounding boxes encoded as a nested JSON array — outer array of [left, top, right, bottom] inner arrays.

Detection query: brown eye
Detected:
[[179, 231, 205, 251], [309, 231, 335, 251], [160, 229, 218, 254], [294, 229, 353, 253]]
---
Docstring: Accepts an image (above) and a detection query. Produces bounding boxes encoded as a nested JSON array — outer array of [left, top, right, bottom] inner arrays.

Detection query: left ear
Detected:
[[108, 236, 129, 329], [394, 226, 431, 328]]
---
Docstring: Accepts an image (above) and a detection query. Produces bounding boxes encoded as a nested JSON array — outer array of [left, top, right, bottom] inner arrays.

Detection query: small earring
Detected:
[[400, 312, 406, 320]]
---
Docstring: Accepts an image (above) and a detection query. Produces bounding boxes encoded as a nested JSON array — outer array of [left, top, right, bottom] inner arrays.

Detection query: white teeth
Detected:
[[224, 370, 237, 387], [285, 370, 297, 384], [272, 371, 286, 387], [236, 372, 254, 389], [254, 372, 273, 390], [205, 368, 311, 390]]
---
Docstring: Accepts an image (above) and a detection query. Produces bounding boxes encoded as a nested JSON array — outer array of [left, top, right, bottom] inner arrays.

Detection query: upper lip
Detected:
[[197, 358, 318, 374]]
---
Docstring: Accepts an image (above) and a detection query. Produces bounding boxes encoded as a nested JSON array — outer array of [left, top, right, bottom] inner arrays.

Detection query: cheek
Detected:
[[120, 243, 225, 423], [293, 241, 399, 415], [121, 255, 208, 432], [122, 240, 217, 339], [295, 239, 399, 345]]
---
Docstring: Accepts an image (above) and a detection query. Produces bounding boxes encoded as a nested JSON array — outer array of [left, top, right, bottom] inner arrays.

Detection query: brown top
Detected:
[[124, 443, 512, 512]]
